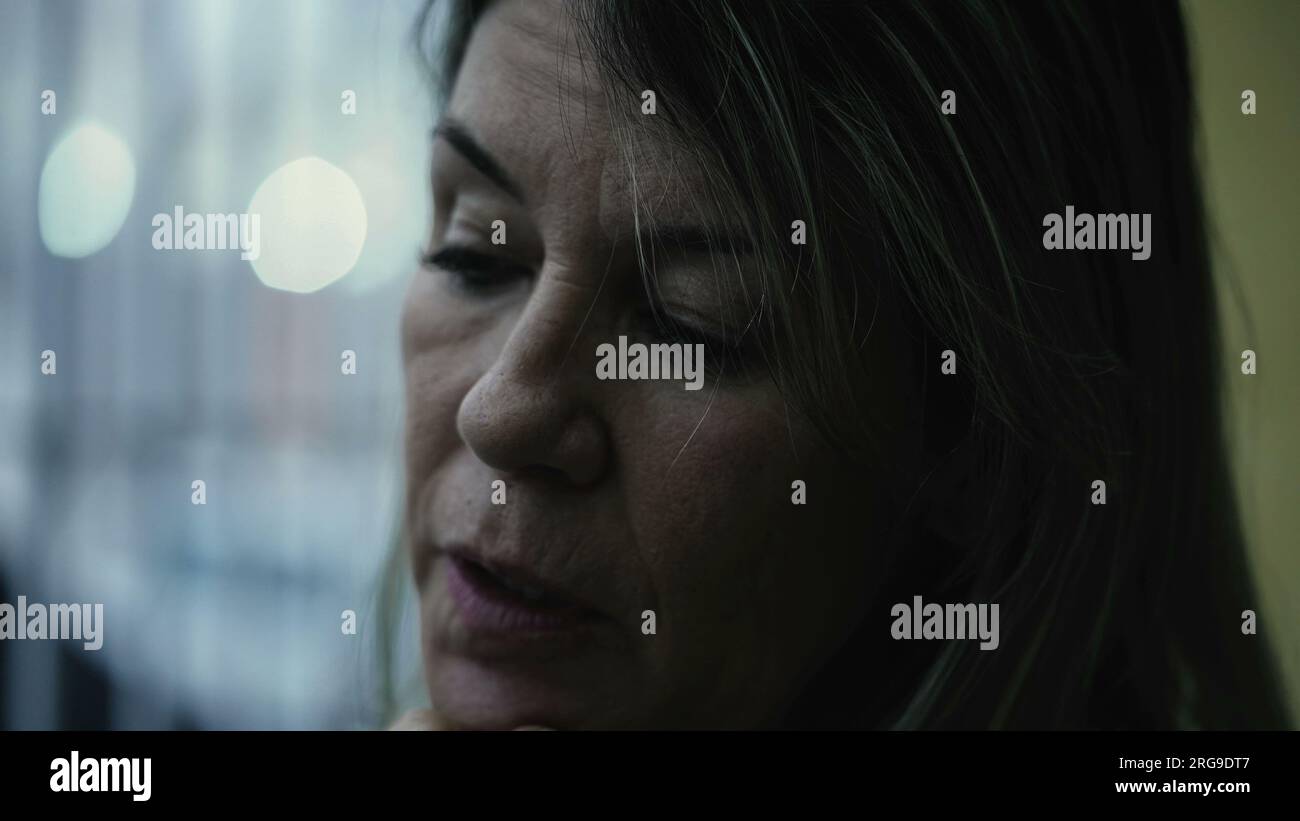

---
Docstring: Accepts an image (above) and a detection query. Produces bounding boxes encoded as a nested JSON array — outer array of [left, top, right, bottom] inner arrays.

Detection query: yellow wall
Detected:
[[1186, 0, 1300, 721]]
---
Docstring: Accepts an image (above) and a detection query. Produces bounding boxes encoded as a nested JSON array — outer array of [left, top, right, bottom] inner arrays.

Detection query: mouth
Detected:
[[443, 550, 608, 635]]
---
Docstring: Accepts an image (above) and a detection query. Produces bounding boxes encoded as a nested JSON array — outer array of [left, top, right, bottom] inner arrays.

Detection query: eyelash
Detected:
[[638, 310, 758, 379], [420, 245, 532, 293], [422, 245, 761, 379]]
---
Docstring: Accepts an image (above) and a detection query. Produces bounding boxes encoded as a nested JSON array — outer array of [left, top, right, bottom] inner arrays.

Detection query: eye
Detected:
[[636, 308, 761, 380], [421, 245, 532, 294]]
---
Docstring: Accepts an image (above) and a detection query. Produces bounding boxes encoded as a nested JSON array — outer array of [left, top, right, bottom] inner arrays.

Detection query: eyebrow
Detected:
[[433, 118, 525, 203]]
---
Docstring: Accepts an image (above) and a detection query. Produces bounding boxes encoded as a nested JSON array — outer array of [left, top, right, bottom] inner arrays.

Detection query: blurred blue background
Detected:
[[0, 0, 436, 728]]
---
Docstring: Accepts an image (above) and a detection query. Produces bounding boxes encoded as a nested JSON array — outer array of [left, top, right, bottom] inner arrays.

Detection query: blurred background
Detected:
[[0, 0, 1295, 729], [0, 0, 433, 729]]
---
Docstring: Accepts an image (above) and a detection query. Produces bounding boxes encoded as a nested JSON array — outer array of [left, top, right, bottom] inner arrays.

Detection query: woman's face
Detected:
[[401, 0, 900, 729]]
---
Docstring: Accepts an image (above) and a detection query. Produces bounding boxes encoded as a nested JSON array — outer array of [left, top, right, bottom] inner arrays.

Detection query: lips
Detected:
[[444, 550, 606, 634]]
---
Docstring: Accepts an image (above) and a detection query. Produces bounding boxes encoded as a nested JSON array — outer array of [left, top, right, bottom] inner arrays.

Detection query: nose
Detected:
[[456, 269, 611, 487]]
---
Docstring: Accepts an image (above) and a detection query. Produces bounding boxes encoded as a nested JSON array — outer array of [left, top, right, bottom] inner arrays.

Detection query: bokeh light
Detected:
[[247, 156, 368, 293], [38, 123, 137, 259]]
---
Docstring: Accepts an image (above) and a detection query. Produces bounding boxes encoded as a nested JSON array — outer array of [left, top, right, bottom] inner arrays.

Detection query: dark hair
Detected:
[[409, 0, 1291, 729]]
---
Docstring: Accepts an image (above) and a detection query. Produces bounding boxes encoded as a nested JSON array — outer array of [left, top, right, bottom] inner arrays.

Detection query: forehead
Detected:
[[445, 0, 721, 238]]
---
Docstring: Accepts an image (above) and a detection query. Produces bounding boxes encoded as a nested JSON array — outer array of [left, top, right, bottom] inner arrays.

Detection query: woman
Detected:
[[390, 0, 1290, 729]]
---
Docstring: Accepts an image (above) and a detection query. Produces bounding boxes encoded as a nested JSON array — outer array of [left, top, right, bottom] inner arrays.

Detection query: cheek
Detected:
[[612, 384, 882, 721], [400, 276, 481, 505], [617, 385, 862, 634]]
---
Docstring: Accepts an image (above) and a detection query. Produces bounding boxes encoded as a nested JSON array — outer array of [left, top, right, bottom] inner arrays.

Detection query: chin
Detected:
[[426, 653, 642, 730]]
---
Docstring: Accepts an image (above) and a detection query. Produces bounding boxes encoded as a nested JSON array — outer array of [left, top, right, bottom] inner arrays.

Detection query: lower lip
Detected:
[[445, 555, 601, 635]]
